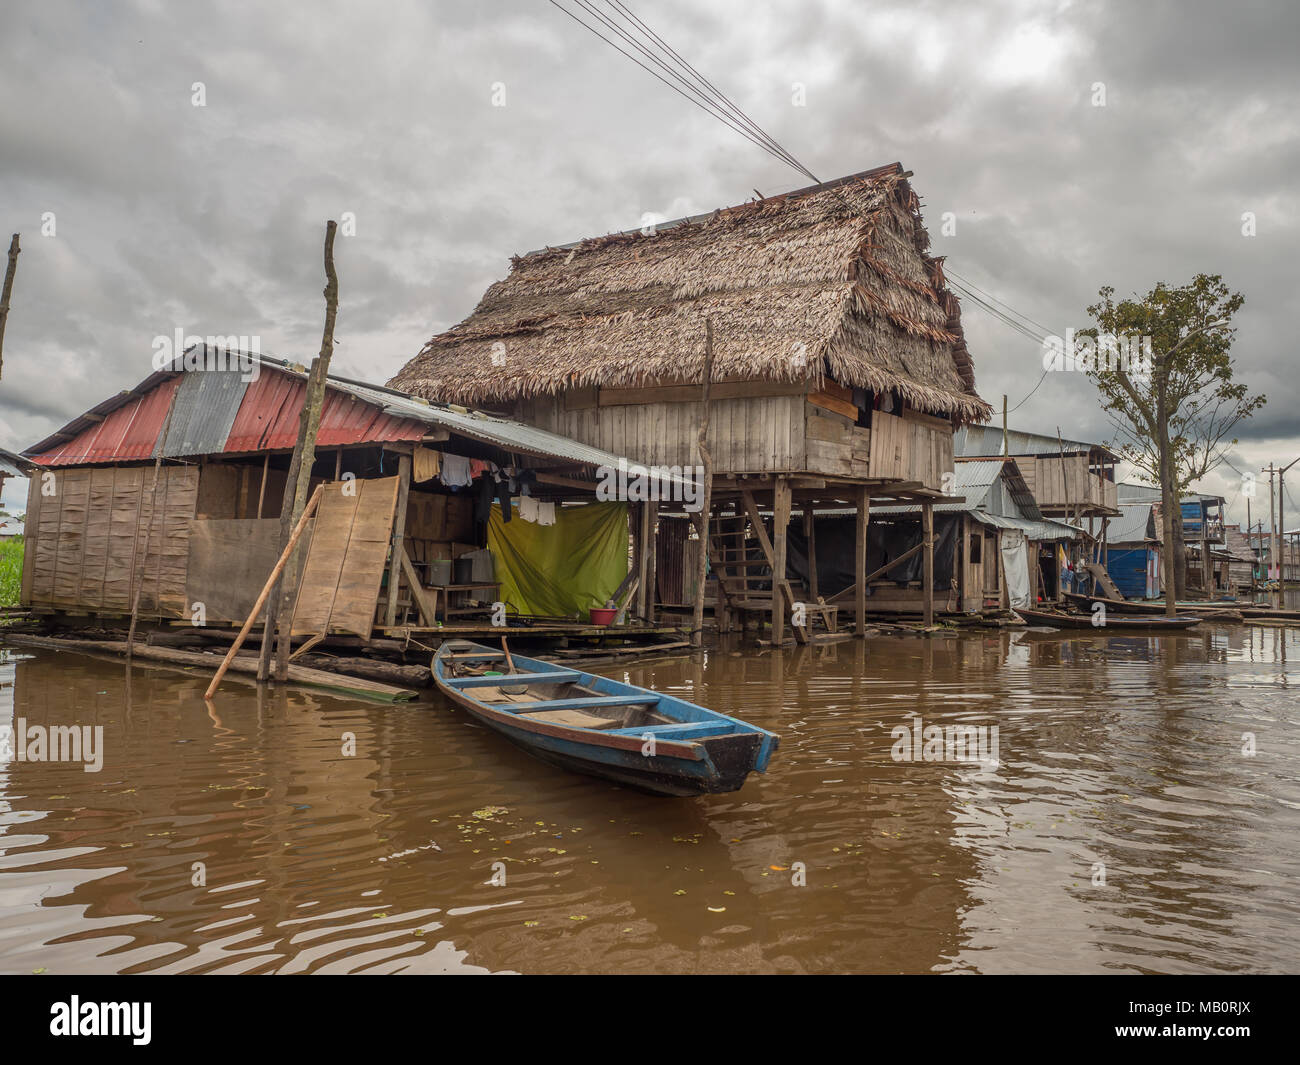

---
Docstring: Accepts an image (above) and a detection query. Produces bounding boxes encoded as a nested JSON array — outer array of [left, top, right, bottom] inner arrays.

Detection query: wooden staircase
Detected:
[[705, 501, 812, 644]]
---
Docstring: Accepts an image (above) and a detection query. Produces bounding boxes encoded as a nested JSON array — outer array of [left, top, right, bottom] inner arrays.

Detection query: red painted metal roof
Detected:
[[33, 367, 427, 466], [30, 375, 184, 466], [224, 372, 427, 452]]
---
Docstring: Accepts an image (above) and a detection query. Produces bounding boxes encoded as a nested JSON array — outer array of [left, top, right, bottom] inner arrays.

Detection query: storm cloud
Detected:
[[1, 0, 1294, 525]]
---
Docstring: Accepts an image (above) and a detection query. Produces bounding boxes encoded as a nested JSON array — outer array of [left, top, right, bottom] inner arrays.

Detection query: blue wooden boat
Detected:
[[432, 640, 779, 796]]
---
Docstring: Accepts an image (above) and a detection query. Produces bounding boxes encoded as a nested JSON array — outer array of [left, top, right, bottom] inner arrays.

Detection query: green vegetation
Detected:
[[0, 537, 23, 608]]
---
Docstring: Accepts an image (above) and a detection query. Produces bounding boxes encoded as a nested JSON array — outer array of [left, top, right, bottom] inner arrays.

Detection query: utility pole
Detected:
[[1246, 496, 1253, 598], [1273, 456, 1300, 609], [1267, 464, 1279, 608]]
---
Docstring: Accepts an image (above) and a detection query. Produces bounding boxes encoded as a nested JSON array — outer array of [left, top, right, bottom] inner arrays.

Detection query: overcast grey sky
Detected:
[[1, 0, 1295, 527]]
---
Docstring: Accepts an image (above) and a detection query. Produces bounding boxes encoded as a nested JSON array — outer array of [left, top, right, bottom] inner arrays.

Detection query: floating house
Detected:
[[1107, 483, 1228, 597], [390, 164, 994, 639], [781, 458, 1079, 616], [954, 425, 1121, 522], [1093, 502, 1161, 599], [19, 349, 666, 643]]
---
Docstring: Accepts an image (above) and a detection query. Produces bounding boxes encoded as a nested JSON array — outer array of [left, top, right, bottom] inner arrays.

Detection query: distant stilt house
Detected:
[[20, 350, 665, 641], [783, 458, 1079, 615], [389, 164, 994, 640], [954, 425, 1121, 597], [1093, 502, 1162, 599], [1102, 483, 1229, 598]]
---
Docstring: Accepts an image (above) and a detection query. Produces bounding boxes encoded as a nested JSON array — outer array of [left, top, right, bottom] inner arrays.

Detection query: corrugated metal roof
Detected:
[[869, 458, 1042, 521], [0, 447, 36, 478], [970, 512, 1081, 539], [24, 348, 677, 476], [955, 424, 1118, 462], [30, 374, 183, 466], [1084, 503, 1155, 544], [155, 368, 251, 457]]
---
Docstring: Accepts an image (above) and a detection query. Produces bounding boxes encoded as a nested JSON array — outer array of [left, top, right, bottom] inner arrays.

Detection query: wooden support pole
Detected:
[[771, 477, 790, 645], [262, 220, 339, 682], [256, 452, 269, 519], [804, 506, 819, 602], [855, 485, 869, 636], [385, 452, 413, 628], [206, 485, 322, 699], [922, 501, 934, 627], [637, 501, 650, 620], [397, 541, 437, 626], [0, 233, 20, 381], [645, 501, 658, 624], [690, 320, 716, 649]]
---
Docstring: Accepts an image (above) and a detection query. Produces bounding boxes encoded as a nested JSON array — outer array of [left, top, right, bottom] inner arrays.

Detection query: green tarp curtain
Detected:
[[487, 501, 629, 618]]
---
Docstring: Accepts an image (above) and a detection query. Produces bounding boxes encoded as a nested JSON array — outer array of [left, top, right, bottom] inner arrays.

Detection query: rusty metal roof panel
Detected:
[[28, 374, 183, 466], [155, 368, 250, 457]]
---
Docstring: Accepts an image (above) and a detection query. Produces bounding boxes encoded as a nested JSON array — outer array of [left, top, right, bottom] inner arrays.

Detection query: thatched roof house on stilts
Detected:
[[390, 163, 994, 641]]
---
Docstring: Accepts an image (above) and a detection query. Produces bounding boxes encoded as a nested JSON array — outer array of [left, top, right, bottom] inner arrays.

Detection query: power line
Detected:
[[547, 1, 803, 173], [552, 0, 1058, 413]]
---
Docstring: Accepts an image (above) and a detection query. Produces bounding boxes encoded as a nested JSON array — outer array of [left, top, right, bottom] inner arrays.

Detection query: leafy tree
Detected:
[[1084, 274, 1263, 612]]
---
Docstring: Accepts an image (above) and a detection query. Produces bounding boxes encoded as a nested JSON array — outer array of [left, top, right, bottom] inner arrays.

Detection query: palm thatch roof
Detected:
[[390, 163, 993, 424]]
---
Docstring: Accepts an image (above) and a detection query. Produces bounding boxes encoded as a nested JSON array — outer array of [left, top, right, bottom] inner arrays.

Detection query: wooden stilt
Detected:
[[637, 501, 650, 620], [855, 486, 869, 636], [922, 501, 934, 627], [771, 478, 790, 645], [804, 506, 819, 602], [645, 501, 658, 624], [385, 453, 413, 629]]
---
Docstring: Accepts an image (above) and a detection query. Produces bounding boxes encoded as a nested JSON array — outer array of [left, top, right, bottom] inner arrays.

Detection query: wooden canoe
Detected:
[[1064, 592, 1252, 619], [1063, 592, 1164, 615], [1014, 607, 1202, 631], [431, 640, 779, 797]]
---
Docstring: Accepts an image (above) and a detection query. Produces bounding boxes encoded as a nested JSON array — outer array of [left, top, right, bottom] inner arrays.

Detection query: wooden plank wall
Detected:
[[804, 404, 871, 478], [24, 465, 199, 616], [521, 392, 807, 473], [186, 518, 288, 622], [1032, 455, 1089, 507], [289, 476, 400, 639], [867, 410, 954, 491]]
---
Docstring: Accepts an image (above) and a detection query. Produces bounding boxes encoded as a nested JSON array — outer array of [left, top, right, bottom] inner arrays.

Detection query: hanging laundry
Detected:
[[469, 458, 491, 479], [441, 453, 473, 487], [412, 446, 441, 483], [518, 495, 540, 523], [536, 501, 557, 526]]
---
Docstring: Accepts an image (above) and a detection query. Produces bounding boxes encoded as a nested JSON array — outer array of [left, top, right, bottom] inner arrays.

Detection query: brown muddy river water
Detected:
[[1, 627, 1298, 975]]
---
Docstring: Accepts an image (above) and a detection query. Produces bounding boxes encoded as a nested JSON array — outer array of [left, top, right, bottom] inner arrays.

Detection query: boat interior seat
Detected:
[[517, 708, 621, 729]]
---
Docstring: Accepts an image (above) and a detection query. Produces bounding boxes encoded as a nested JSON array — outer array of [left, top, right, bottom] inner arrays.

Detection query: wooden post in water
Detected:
[[260, 220, 340, 681], [690, 320, 716, 649], [771, 477, 790, 645], [206, 486, 323, 699], [922, 500, 935, 627], [855, 486, 869, 636], [804, 506, 819, 602]]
